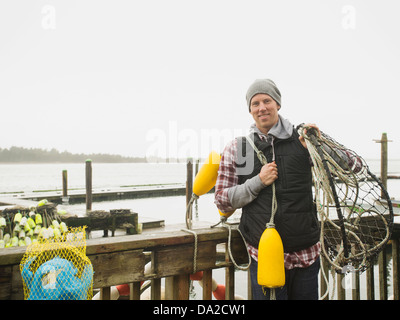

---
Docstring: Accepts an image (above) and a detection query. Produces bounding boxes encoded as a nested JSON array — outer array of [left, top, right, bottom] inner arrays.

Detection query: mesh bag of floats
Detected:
[[20, 226, 94, 300], [298, 125, 394, 274]]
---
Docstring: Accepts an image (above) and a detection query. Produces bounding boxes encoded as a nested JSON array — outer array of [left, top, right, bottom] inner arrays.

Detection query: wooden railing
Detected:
[[320, 236, 399, 300], [1, 223, 399, 300], [0, 225, 249, 300], [90, 225, 251, 300]]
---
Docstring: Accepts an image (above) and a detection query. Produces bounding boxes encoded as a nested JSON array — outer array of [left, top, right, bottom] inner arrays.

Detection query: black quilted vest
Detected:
[[236, 131, 320, 253]]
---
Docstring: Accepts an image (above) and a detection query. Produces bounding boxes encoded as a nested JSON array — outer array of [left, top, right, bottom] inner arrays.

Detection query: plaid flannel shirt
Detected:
[[215, 135, 320, 270]]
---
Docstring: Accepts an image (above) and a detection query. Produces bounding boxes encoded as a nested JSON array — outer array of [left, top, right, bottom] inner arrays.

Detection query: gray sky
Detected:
[[1, 0, 399, 160]]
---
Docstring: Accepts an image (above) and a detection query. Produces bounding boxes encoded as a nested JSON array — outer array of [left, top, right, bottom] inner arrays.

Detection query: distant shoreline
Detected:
[[0, 146, 147, 163], [0, 146, 204, 164]]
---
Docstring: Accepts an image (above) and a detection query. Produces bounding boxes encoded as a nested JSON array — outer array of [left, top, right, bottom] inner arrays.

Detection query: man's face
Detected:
[[249, 93, 280, 134]]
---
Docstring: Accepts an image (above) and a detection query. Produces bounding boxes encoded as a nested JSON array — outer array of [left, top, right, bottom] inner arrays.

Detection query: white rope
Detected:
[[218, 219, 251, 271], [181, 228, 198, 273], [185, 194, 199, 230], [245, 135, 278, 227], [185, 193, 251, 274], [245, 135, 279, 300]]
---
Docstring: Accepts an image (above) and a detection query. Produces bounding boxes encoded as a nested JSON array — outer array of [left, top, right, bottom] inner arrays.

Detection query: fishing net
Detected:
[[298, 125, 394, 274], [20, 226, 94, 300]]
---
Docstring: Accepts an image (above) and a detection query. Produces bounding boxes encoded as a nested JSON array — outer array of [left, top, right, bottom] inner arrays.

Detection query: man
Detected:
[[214, 79, 321, 300]]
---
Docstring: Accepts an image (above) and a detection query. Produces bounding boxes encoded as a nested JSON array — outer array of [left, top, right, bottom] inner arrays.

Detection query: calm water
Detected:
[[0, 162, 188, 193], [1, 159, 399, 193]]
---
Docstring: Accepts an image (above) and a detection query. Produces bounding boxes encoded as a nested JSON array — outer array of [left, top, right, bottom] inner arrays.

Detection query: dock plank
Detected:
[[7, 184, 188, 205]]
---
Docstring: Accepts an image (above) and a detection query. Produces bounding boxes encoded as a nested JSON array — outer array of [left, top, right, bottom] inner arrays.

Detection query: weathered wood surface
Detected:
[[61, 209, 139, 236]]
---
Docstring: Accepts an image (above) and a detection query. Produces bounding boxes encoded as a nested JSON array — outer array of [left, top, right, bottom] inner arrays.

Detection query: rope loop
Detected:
[[185, 193, 200, 229], [181, 228, 198, 274], [222, 221, 251, 271]]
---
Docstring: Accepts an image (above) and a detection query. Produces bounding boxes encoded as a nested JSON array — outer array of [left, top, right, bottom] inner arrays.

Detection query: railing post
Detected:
[[337, 272, 345, 300], [165, 274, 190, 300], [352, 269, 360, 300], [151, 278, 162, 300], [247, 269, 252, 300], [379, 247, 388, 300], [150, 251, 161, 300], [320, 255, 330, 300], [100, 286, 111, 300], [202, 269, 213, 300], [130, 282, 141, 300], [393, 239, 400, 300], [366, 262, 375, 300], [225, 243, 235, 299]]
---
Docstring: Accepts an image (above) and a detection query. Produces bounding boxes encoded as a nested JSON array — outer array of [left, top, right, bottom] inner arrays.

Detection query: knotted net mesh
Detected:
[[20, 226, 93, 300], [298, 125, 394, 273]]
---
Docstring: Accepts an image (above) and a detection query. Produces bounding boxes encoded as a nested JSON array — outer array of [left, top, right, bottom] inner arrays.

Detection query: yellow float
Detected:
[[186, 151, 222, 229], [257, 225, 285, 288]]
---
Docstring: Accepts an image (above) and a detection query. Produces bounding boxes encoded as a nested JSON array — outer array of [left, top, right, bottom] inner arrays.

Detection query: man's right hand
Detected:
[[259, 161, 278, 186]]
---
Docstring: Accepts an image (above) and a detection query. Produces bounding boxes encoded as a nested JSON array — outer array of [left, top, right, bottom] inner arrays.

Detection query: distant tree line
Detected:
[[0, 146, 147, 163]]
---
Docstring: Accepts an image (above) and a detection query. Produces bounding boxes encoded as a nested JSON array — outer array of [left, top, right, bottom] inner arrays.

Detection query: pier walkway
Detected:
[[0, 183, 187, 206]]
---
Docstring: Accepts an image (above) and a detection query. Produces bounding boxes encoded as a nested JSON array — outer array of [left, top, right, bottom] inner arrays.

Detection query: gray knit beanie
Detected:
[[246, 79, 281, 111]]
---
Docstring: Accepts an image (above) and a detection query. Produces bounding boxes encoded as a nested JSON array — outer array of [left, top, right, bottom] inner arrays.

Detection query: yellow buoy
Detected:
[[257, 226, 285, 288], [192, 151, 221, 196], [218, 209, 235, 219]]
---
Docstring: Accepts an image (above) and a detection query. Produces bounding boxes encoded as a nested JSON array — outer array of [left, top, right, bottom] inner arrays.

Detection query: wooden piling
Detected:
[[186, 158, 193, 206], [62, 170, 68, 197], [374, 133, 392, 197], [195, 159, 199, 218], [381, 133, 388, 193], [86, 159, 92, 211]]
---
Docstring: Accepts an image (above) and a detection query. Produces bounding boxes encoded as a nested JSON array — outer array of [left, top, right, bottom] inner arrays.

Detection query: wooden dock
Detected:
[[0, 184, 188, 206], [0, 184, 186, 232]]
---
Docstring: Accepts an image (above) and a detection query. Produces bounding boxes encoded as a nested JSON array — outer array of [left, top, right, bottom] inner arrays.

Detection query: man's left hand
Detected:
[[299, 123, 320, 149]]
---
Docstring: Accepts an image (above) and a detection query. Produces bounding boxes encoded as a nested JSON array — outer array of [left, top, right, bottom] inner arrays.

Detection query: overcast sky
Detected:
[[1, 0, 399, 161]]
